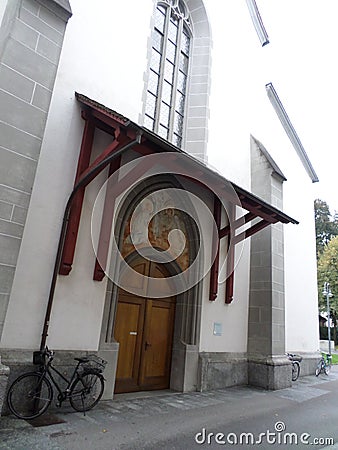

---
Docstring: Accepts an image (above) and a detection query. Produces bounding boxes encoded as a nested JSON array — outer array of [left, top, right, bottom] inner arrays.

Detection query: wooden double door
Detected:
[[114, 259, 176, 393]]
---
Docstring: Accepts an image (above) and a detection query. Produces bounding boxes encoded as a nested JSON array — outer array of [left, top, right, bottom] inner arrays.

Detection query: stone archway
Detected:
[[99, 175, 202, 396]]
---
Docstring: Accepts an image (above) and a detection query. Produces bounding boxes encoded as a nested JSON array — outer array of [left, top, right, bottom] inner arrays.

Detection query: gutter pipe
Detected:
[[40, 132, 142, 350]]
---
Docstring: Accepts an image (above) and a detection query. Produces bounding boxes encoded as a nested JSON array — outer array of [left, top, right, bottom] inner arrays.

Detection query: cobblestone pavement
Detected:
[[1, 367, 338, 449]]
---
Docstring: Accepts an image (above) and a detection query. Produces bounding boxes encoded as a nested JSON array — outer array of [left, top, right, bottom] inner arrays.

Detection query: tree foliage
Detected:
[[317, 236, 338, 335], [314, 199, 338, 257]]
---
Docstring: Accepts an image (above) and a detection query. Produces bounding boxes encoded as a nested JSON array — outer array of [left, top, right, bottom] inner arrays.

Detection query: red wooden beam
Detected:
[[225, 206, 235, 304], [219, 212, 256, 239], [59, 118, 131, 276], [59, 115, 95, 275], [93, 157, 121, 281], [233, 219, 271, 245], [209, 196, 221, 301], [77, 130, 125, 185], [93, 155, 155, 280], [239, 196, 279, 223]]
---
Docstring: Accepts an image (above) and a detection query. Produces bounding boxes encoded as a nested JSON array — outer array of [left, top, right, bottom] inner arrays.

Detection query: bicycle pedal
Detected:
[[56, 402, 61, 407]]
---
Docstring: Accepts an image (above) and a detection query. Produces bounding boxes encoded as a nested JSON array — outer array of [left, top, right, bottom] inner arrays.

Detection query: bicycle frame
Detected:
[[39, 359, 82, 405], [321, 353, 331, 367], [316, 353, 332, 376]]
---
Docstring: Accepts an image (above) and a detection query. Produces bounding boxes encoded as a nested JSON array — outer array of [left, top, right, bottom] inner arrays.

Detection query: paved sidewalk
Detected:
[[1, 367, 338, 449]]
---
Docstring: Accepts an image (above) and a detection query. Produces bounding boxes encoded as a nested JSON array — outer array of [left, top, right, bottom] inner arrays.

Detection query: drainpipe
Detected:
[[40, 132, 142, 350]]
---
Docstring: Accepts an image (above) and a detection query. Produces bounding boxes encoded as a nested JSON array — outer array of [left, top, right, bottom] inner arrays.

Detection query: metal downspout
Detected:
[[40, 132, 142, 350]]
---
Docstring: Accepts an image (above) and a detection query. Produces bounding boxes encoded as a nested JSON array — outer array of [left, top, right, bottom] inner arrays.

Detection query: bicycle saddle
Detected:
[[74, 357, 89, 363]]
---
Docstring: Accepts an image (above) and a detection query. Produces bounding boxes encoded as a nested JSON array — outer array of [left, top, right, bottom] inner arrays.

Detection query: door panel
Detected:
[[114, 258, 176, 393], [114, 295, 145, 393], [140, 299, 175, 388]]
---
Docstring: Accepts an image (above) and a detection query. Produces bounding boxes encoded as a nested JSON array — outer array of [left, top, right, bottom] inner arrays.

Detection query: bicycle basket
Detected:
[[33, 350, 45, 365], [81, 355, 107, 373]]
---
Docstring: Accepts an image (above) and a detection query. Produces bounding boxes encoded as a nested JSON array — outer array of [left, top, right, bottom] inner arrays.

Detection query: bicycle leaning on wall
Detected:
[[315, 352, 332, 376], [287, 353, 303, 381], [6, 347, 106, 420]]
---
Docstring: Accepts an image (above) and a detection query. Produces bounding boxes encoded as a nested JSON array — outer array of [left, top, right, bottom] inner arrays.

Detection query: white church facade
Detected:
[[0, 0, 319, 406]]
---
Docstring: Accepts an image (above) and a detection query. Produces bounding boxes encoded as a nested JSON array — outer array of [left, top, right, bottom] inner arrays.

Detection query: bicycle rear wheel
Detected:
[[292, 361, 300, 381], [7, 372, 53, 419], [69, 371, 104, 412]]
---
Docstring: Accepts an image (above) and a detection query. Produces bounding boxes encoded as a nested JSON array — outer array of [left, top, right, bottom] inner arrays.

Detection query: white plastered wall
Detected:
[[199, 236, 250, 353], [198, 1, 255, 353], [205, 0, 319, 353]]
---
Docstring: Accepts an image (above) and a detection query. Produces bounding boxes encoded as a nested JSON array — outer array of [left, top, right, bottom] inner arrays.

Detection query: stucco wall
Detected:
[[199, 237, 250, 353], [205, 0, 319, 354]]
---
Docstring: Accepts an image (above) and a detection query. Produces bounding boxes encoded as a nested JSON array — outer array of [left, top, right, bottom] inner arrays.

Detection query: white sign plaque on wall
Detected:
[[213, 322, 222, 336]]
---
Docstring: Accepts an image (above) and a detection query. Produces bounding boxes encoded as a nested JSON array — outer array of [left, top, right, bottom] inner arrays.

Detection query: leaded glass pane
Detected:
[[157, 4, 166, 14], [164, 59, 174, 83], [175, 90, 185, 114], [150, 49, 161, 73], [144, 115, 155, 131], [181, 30, 190, 55], [177, 70, 187, 93], [158, 124, 169, 139], [162, 80, 172, 105], [168, 18, 178, 43], [159, 102, 170, 127], [148, 70, 159, 95], [145, 92, 157, 118], [172, 133, 182, 147], [174, 112, 184, 135], [179, 53, 189, 74], [166, 40, 176, 63], [155, 6, 165, 33], [153, 29, 163, 52]]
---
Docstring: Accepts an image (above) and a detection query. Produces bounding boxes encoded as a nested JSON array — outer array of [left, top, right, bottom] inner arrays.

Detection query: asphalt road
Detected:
[[1, 368, 338, 449]]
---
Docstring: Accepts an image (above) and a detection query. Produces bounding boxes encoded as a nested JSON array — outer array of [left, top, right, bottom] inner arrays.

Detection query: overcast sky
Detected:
[[258, 1, 338, 215]]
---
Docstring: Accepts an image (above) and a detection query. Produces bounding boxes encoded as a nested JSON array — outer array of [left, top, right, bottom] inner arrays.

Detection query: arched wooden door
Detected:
[[114, 258, 176, 393]]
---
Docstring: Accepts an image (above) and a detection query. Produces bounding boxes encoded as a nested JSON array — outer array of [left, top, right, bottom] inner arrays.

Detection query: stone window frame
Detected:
[[142, 0, 211, 162]]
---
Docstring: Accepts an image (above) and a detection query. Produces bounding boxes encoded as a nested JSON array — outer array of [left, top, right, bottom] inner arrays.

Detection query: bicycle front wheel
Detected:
[[315, 360, 323, 377], [292, 361, 300, 381], [324, 361, 331, 375], [7, 372, 53, 420], [69, 371, 104, 412]]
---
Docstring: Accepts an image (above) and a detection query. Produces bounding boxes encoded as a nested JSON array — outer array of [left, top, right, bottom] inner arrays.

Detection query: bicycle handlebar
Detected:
[[42, 346, 54, 360]]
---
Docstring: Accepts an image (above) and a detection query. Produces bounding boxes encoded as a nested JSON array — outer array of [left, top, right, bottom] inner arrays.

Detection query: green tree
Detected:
[[314, 199, 338, 257], [317, 236, 338, 342]]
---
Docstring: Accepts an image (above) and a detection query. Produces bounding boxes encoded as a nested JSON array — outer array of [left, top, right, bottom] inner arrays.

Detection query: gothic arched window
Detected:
[[144, 0, 192, 148]]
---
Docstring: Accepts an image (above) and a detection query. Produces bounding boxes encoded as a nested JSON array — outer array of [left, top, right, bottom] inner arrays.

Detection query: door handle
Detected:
[[145, 341, 152, 350]]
